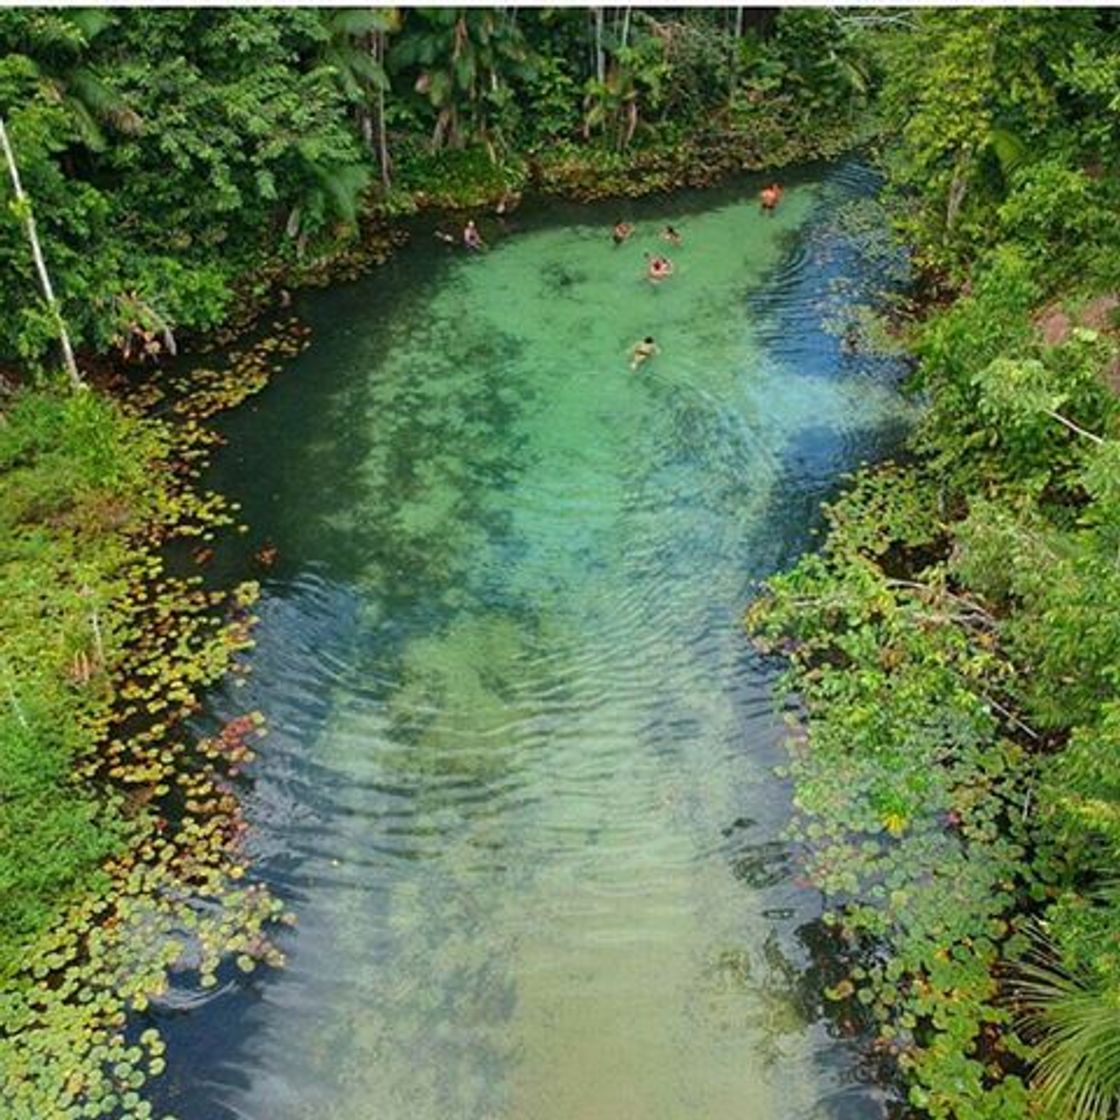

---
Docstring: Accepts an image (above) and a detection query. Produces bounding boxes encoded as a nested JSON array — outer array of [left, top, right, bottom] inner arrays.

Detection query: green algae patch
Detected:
[[0, 319, 312, 1118]]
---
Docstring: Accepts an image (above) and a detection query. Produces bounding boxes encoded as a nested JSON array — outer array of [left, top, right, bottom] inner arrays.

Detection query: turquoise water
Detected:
[[159, 161, 911, 1119]]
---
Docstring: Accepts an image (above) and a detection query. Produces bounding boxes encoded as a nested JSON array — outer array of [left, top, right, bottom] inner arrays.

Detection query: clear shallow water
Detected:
[[157, 161, 911, 1120]]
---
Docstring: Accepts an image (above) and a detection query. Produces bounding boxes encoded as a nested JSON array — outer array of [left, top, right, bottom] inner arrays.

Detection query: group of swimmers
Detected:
[[626, 183, 785, 372], [613, 219, 682, 283], [437, 182, 784, 374], [618, 226, 674, 370]]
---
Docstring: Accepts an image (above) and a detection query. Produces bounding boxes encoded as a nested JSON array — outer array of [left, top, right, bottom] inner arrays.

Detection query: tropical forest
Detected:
[[1, 6, 1119, 1120]]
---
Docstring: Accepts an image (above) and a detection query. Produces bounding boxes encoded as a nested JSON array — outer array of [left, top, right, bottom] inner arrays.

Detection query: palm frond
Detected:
[[324, 8, 396, 39], [63, 95, 106, 151], [64, 8, 113, 44], [310, 160, 371, 224], [1015, 935, 1120, 1120], [67, 68, 125, 119], [988, 126, 1029, 181]]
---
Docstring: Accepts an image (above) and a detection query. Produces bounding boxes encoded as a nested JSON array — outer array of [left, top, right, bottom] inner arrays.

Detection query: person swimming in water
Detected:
[[613, 219, 634, 245], [463, 219, 485, 251], [630, 336, 659, 371], [645, 252, 674, 282], [661, 225, 682, 246], [759, 183, 783, 212]]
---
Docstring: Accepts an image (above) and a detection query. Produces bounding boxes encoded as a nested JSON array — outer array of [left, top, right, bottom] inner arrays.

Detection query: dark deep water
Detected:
[[154, 159, 911, 1120]]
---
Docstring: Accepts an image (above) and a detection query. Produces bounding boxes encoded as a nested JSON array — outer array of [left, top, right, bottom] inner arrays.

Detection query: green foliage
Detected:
[[387, 140, 527, 212], [389, 8, 535, 157], [1, 322, 314, 1115], [762, 9, 871, 116], [749, 469, 1037, 1118], [655, 12, 735, 122], [0, 390, 158, 974], [750, 10, 1120, 1117], [0, 9, 369, 368], [517, 53, 582, 144], [580, 15, 669, 152], [753, 347, 1120, 1117], [875, 8, 1120, 280], [1016, 938, 1120, 1120]]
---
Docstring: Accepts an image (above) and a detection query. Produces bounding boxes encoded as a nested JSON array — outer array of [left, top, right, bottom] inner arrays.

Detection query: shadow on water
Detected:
[[152, 156, 912, 1120]]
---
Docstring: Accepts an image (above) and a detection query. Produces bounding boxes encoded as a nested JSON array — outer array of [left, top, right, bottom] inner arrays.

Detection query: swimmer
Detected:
[[612, 219, 634, 245], [661, 224, 682, 246], [463, 219, 485, 251], [645, 252, 674, 282], [434, 229, 456, 245], [760, 183, 783, 212], [630, 336, 659, 371]]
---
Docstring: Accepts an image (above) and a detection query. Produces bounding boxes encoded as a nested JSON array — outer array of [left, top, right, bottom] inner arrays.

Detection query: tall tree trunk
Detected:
[[620, 5, 631, 50], [730, 6, 745, 102], [945, 149, 971, 234], [594, 7, 605, 83], [373, 31, 391, 192], [0, 114, 83, 391], [376, 82, 391, 191], [587, 9, 595, 79]]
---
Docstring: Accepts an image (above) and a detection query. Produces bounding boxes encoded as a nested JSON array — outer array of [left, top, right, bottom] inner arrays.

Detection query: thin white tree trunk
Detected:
[[594, 7, 605, 82], [0, 114, 83, 391], [728, 7, 745, 103], [374, 33, 391, 192], [620, 5, 631, 50], [1046, 409, 1104, 445], [2, 659, 28, 730], [945, 147, 972, 234]]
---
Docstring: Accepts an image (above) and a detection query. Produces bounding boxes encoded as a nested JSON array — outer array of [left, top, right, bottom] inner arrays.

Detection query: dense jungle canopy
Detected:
[[2, 7, 1120, 1120]]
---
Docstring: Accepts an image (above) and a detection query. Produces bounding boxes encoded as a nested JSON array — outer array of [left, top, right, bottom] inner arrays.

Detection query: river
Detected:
[[156, 159, 911, 1120]]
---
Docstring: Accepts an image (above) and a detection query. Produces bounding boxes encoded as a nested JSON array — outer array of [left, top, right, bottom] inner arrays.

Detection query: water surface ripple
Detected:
[[159, 160, 910, 1120]]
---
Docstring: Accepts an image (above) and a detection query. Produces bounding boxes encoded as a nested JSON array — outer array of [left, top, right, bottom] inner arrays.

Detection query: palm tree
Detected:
[[1015, 927, 1120, 1120], [318, 8, 399, 192], [391, 8, 533, 158], [581, 18, 668, 152], [284, 147, 372, 256], [1, 9, 141, 151]]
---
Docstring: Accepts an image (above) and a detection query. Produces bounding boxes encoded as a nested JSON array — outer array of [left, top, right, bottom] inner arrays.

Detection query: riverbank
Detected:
[[0, 325, 315, 1117], [746, 34, 1120, 1118], [748, 292, 1120, 1120]]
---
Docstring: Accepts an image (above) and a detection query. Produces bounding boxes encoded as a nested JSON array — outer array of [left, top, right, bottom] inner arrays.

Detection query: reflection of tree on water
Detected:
[[345, 313, 533, 612], [709, 806, 889, 1089], [538, 258, 590, 298]]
